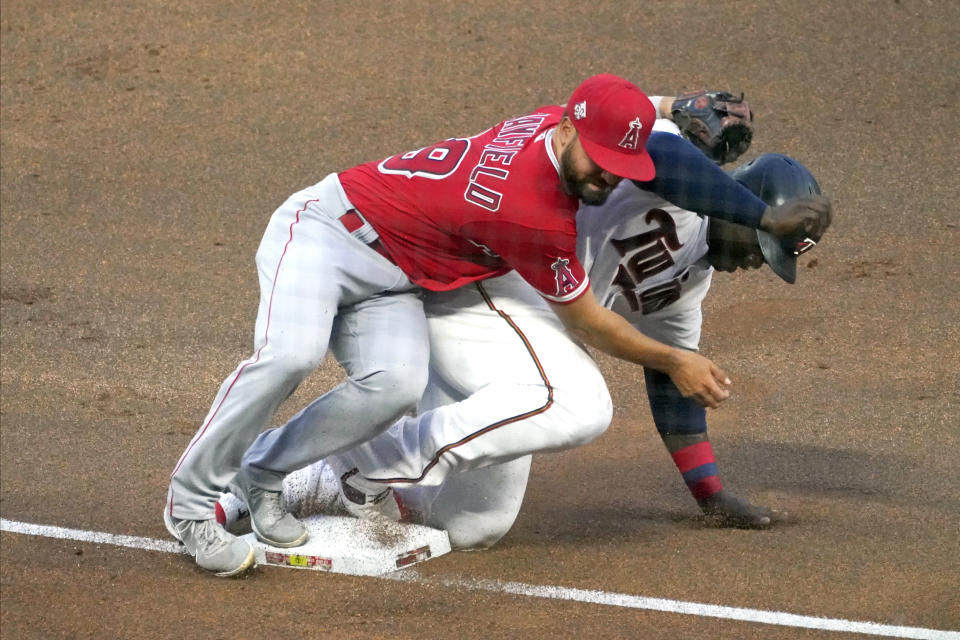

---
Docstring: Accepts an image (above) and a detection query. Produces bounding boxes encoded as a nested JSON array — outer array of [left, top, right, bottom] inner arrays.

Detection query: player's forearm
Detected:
[[552, 298, 681, 371], [551, 292, 731, 408], [579, 315, 683, 372], [635, 132, 767, 228]]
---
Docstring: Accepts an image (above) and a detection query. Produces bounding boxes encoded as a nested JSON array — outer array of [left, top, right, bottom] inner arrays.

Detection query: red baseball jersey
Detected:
[[337, 106, 589, 303]]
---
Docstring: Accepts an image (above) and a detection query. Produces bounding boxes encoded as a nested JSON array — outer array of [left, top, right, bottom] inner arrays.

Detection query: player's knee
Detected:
[[551, 381, 613, 448], [267, 345, 327, 383], [449, 527, 508, 551], [443, 511, 517, 551], [572, 389, 613, 445], [354, 366, 428, 414]]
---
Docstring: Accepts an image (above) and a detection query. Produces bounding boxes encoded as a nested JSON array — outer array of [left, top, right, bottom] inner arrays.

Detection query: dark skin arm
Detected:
[[758, 196, 832, 241], [657, 92, 832, 239], [639, 132, 833, 241], [548, 288, 731, 408]]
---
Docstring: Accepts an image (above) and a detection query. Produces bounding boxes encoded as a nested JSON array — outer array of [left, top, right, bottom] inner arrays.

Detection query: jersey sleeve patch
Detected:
[[541, 258, 590, 304]]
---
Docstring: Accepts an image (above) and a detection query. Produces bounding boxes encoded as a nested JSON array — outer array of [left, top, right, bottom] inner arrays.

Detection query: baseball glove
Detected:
[[671, 90, 754, 165]]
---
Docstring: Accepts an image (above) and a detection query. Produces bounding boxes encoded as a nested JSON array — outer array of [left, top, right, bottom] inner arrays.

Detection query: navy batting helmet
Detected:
[[729, 153, 822, 284]]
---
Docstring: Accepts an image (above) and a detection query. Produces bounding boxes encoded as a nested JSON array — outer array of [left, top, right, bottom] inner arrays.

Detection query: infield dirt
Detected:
[[2, 2, 958, 638]]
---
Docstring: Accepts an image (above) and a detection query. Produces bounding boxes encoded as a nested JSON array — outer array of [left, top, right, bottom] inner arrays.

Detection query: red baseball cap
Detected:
[[565, 74, 657, 181]]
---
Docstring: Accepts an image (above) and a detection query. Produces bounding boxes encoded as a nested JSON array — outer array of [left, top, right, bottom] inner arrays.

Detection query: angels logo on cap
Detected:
[[565, 74, 657, 181], [618, 117, 645, 151]]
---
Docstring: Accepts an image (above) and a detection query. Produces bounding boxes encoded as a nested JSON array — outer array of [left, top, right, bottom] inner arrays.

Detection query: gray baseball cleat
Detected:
[[163, 510, 255, 577], [238, 474, 309, 548], [338, 468, 402, 522]]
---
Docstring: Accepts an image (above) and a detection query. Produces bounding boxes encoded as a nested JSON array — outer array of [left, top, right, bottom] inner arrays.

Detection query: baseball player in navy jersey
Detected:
[[221, 122, 831, 550], [165, 73, 830, 576]]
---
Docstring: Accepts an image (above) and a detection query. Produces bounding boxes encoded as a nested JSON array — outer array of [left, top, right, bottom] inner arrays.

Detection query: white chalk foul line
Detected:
[[2, 518, 957, 640], [1, 518, 181, 554], [391, 575, 959, 639]]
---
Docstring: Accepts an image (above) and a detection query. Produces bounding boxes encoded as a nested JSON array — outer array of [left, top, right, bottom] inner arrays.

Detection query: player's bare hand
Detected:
[[666, 351, 731, 409], [759, 195, 832, 242]]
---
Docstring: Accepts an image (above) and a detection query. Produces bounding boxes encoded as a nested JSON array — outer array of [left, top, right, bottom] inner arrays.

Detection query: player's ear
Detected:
[[556, 117, 576, 148]]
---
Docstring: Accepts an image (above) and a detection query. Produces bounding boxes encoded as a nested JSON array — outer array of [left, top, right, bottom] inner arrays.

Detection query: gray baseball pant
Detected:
[[167, 174, 428, 521]]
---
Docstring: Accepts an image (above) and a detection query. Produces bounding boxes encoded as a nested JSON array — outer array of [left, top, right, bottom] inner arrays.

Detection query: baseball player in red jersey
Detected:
[[215, 136, 831, 549], [165, 74, 830, 576], [218, 131, 820, 549], [299, 116, 829, 547]]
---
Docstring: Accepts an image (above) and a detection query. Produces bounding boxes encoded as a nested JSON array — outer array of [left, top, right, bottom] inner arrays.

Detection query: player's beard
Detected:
[[559, 144, 614, 206]]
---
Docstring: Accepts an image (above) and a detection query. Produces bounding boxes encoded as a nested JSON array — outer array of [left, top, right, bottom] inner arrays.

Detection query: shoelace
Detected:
[[257, 488, 287, 521], [192, 521, 230, 553]]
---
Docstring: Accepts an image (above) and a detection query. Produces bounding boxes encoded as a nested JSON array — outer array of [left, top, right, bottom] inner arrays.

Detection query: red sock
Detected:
[[671, 441, 723, 501]]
